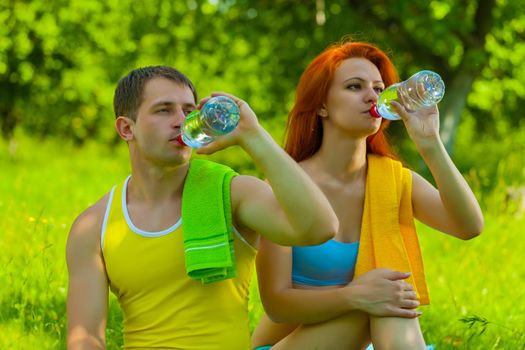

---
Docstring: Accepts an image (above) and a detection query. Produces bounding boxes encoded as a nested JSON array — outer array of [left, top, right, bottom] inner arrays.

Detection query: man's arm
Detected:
[[66, 196, 109, 350], [231, 127, 337, 246], [197, 93, 338, 246]]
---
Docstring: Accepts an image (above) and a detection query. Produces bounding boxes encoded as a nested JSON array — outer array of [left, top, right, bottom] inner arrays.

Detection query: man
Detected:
[[66, 66, 338, 349]]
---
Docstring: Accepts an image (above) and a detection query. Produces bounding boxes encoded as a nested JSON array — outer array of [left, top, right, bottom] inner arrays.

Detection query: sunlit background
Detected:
[[1, 0, 524, 348]]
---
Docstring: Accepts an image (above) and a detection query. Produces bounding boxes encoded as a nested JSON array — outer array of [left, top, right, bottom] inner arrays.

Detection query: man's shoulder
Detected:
[[190, 158, 238, 174], [230, 175, 269, 212], [67, 192, 112, 248], [66, 193, 112, 291], [231, 174, 265, 191]]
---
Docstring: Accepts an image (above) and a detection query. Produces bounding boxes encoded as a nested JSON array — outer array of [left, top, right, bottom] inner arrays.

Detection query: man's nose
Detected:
[[172, 108, 186, 127]]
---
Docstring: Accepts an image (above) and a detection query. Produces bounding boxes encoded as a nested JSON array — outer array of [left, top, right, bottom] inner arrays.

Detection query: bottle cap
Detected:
[[176, 134, 186, 146], [369, 103, 382, 118]]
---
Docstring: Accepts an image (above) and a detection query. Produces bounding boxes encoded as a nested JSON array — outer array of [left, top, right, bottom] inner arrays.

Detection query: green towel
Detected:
[[182, 158, 238, 284]]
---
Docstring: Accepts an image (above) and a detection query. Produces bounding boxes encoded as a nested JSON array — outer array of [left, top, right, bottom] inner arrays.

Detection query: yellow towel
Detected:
[[355, 154, 429, 305]]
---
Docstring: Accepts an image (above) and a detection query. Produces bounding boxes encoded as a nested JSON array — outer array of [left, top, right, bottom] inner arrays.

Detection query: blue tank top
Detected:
[[292, 240, 359, 286]]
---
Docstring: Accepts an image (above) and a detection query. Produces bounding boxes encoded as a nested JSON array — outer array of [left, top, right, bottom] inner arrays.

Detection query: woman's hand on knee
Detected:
[[344, 268, 422, 318]]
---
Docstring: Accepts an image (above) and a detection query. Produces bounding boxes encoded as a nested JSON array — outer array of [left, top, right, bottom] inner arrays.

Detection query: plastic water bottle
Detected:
[[370, 70, 445, 120], [177, 96, 241, 148]]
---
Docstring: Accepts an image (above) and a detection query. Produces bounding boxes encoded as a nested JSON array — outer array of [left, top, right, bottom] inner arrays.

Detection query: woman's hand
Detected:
[[344, 268, 421, 318], [390, 100, 441, 150]]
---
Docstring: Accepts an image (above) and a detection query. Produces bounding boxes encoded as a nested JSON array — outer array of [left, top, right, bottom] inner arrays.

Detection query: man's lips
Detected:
[[172, 135, 186, 146]]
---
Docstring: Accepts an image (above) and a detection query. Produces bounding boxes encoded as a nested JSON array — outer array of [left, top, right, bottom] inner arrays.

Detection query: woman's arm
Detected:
[[393, 101, 484, 239], [257, 238, 421, 325], [411, 151, 483, 239]]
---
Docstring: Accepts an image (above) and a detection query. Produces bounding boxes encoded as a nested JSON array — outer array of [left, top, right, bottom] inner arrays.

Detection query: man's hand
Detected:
[[195, 92, 261, 155], [345, 268, 421, 318]]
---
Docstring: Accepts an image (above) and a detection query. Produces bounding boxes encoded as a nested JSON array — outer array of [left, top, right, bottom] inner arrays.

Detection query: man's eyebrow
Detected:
[[151, 101, 196, 108], [151, 101, 173, 108]]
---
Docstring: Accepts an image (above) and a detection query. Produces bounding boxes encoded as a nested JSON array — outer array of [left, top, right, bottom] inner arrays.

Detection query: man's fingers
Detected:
[[211, 91, 242, 104], [195, 141, 224, 155], [197, 97, 212, 109], [202, 92, 248, 110], [195, 145, 216, 155], [195, 137, 236, 155]]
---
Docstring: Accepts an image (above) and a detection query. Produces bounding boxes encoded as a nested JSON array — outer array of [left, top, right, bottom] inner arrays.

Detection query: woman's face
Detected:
[[321, 58, 385, 137]]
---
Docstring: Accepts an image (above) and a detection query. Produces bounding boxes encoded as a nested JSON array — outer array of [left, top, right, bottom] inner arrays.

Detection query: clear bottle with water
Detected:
[[370, 70, 445, 120], [177, 95, 241, 148]]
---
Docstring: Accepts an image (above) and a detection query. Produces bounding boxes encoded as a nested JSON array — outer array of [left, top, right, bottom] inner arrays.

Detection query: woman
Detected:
[[251, 40, 483, 349]]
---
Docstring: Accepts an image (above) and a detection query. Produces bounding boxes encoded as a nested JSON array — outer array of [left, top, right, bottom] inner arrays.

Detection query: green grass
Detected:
[[1, 135, 524, 349], [417, 218, 525, 349]]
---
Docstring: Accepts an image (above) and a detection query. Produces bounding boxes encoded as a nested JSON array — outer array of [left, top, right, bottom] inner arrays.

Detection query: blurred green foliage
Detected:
[[1, 0, 524, 144], [1, 0, 524, 203], [1, 1, 525, 347]]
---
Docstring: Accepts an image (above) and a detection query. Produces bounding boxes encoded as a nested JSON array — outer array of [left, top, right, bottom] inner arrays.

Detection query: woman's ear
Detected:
[[115, 116, 135, 141], [317, 105, 328, 118]]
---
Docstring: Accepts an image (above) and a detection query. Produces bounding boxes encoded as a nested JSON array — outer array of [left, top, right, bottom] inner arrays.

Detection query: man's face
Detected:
[[130, 77, 196, 166]]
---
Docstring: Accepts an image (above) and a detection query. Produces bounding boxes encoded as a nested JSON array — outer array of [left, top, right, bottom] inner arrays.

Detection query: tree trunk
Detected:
[[0, 105, 17, 140], [439, 67, 477, 154], [440, 0, 496, 154]]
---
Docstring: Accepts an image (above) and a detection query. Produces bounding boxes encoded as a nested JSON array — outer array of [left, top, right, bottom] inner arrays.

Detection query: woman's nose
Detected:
[[365, 87, 379, 103]]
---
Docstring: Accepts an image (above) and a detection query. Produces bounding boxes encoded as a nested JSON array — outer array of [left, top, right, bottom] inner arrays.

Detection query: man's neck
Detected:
[[127, 160, 190, 204]]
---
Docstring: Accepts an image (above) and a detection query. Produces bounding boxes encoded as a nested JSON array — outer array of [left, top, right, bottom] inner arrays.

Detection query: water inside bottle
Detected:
[[201, 96, 240, 135], [376, 85, 401, 120], [180, 110, 214, 148], [179, 96, 241, 148], [376, 71, 445, 120], [417, 72, 445, 106], [401, 71, 445, 110]]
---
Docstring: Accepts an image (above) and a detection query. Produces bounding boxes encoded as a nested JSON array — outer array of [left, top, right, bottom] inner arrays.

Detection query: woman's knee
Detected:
[[369, 316, 426, 350], [271, 311, 371, 349]]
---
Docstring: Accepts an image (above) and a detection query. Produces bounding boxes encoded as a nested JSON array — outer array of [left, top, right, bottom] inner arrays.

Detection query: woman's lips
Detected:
[[369, 103, 382, 118]]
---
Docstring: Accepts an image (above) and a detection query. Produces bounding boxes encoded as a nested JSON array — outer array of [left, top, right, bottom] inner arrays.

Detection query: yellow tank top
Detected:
[[101, 177, 257, 349]]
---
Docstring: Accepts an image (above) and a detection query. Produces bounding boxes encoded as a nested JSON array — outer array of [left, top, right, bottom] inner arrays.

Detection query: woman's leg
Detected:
[[251, 313, 299, 348], [369, 316, 426, 350], [271, 311, 371, 350]]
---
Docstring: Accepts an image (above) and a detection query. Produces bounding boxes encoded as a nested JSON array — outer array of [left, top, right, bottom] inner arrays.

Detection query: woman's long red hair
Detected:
[[284, 40, 400, 161]]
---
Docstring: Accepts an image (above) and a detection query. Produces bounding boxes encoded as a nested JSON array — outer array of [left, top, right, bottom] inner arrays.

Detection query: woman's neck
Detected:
[[304, 133, 368, 185]]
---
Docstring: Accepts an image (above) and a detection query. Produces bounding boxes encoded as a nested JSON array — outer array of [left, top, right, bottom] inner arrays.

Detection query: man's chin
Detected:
[[155, 151, 192, 168], [168, 154, 192, 166]]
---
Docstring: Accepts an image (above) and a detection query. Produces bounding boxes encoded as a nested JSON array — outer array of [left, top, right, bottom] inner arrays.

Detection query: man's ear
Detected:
[[317, 105, 328, 118], [115, 116, 134, 141]]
